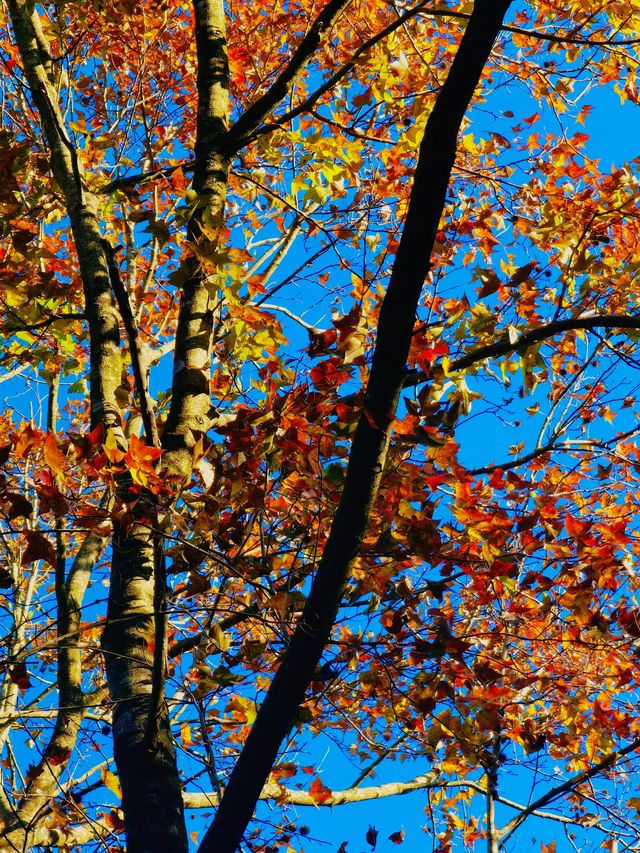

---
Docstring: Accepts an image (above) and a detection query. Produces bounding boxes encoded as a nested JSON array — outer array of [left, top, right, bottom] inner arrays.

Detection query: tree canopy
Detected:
[[1, 0, 640, 851]]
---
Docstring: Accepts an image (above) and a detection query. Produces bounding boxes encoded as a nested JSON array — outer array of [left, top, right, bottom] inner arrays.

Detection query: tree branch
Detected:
[[226, 0, 353, 150], [7, 0, 123, 434], [101, 239, 160, 448], [160, 0, 231, 480], [499, 738, 640, 842], [451, 313, 640, 374]]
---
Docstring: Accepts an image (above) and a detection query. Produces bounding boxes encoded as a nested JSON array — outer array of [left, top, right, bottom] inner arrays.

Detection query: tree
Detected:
[[1, 0, 640, 851]]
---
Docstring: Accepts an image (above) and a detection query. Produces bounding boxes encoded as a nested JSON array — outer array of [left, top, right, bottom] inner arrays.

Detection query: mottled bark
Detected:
[[198, 2, 512, 851], [3, 4, 122, 849], [7, 0, 122, 433], [101, 2, 231, 850], [6, 3, 185, 849], [162, 0, 230, 480]]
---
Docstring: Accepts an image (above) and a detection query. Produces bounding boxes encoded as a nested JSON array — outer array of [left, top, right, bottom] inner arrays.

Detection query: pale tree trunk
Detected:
[[0, 375, 108, 851], [3, 2, 124, 849], [6, 0, 191, 848], [101, 0, 230, 849], [198, 2, 512, 851]]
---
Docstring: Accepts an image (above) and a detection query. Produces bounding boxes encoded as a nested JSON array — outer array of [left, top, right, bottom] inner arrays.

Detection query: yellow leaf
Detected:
[[102, 769, 122, 799], [103, 430, 125, 463], [180, 723, 193, 746]]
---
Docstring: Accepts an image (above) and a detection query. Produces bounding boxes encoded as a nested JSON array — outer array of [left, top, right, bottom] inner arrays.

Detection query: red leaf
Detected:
[[9, 662, 31, 691], [21, 531, 56, 567], [309, 357, 351, 390], [565, 514, 590, 540], [389, 828, 405, 845], [271, 762, 297, 781], [37, 483, 69, 517], [48, 747, 72, 766]]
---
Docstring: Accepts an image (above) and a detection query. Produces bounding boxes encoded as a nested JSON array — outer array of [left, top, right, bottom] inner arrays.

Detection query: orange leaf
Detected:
[[309, 776, 332, 805], [43, 432, 66, 476], [124, 433, 162, 486], [104, 809, 125, 833], [14, 423, 40, 459]]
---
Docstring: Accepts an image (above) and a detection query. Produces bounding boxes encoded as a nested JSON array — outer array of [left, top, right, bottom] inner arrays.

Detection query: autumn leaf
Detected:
[[271, 762, 297, 782], [103, 429, 126, 464], [104, 809, 125, 833], [21, 531, 56, 567], [48, 747, 72, 766], [69, 423, 104, 458], [25, 763, 44, 784], [175, 572, 210, 599], [476, 269, 501, 299], [102, 769, 122, 799], [366, 825, 378, 850], [124, 433, 163, 486], [13, 423, 40, 459], [389, 828, 405, 844], [4, 492, 33, 520], [37, 482, 69, 516], [9, 662, 31, 691], [43, 432, 67, 475], [507, 261, 538, 287], [308, 776, 332, 805]]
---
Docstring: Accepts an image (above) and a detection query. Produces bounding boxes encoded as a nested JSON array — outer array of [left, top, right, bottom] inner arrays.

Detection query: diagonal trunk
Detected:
[[198, 2, 512, 851]]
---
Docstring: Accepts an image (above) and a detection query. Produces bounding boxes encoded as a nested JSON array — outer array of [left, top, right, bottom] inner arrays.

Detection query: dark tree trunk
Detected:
[[198, 2, 512, 852]]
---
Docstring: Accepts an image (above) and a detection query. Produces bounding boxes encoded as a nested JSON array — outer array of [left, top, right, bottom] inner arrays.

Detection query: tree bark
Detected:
[[7, 0, 191, 848], [198, 2, 512, 852], [101, 2, 231, 850]]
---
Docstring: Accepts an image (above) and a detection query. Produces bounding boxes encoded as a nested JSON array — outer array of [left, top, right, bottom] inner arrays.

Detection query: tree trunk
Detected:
[[102, 1, 230, 849]]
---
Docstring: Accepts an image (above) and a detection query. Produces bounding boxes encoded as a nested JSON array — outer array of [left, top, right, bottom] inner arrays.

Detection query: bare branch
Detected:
[[499, 739, 640, 842]]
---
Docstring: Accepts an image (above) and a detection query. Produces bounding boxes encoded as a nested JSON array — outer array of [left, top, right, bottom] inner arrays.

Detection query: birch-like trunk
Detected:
[[102, 1, 230, 849]]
